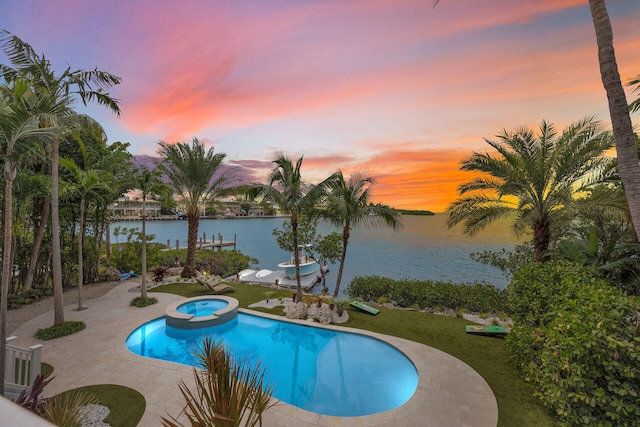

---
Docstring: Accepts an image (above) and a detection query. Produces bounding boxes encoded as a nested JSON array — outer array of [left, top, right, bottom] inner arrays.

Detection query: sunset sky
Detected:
[[2, 0, 639, 211]]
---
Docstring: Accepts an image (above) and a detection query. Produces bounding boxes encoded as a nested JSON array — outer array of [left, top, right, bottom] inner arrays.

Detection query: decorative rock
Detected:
[[285, 302, 308, 319], [79, 403, 111, 427], [317, 305, 333, 325]]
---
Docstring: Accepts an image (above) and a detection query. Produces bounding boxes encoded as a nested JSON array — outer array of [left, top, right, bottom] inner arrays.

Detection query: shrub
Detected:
[[130, 296, 158, 307], [109, 226, 162, 273], [346, 275, 509, 314], [508, 261, 640, 426], [35, 321, 86, 340], [194, 250, 257, 278]]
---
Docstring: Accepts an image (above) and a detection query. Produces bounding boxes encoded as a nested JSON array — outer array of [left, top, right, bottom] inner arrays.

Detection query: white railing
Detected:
[[4, 336, 43, 401]]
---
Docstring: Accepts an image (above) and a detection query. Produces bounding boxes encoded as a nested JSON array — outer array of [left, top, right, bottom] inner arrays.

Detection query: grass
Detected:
[[58, 384, 145, 427], [152, 281, 557, 426]]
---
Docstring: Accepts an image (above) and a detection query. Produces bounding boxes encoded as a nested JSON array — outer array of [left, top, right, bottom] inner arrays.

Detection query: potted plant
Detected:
[[333, 299, 347, 316], [264, 290, 275, 303]]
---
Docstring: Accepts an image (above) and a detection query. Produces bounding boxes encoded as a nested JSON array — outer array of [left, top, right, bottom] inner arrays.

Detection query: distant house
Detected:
[[111, 190, 162, 219], [216, 197, 265, 217]]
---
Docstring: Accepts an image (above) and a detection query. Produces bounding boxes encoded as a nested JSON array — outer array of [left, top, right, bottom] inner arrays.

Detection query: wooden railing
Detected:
[[4, 336, 43, 401]]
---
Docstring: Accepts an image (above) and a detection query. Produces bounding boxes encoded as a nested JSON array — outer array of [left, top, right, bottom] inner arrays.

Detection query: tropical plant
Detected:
[[161, 337, 275, 427], [0, 30, 122, 328], [60, 152, 112, 310], [0, 80, 61, 396], [158, 138, 232, 278], [131, 166, 170, 298], [316, 170, 401, 297], [447, 117, 613, 262], [508, 260, 640, 426], [42, 390, 98, 427], [249, 155, 307, 302], [628, 74, 640, 114], [588, 0, 640, 238]]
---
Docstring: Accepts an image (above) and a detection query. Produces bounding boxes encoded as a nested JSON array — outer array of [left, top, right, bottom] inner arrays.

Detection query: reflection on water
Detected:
[[113, 214, 522, 294]]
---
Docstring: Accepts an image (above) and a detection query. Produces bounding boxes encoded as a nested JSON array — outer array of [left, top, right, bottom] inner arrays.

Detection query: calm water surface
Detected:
[[112, 214, 520, 296]]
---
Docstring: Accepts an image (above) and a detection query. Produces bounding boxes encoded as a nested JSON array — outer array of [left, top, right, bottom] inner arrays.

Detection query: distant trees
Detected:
[[158, 138, 233, 278], [448, 118, 613, 262]]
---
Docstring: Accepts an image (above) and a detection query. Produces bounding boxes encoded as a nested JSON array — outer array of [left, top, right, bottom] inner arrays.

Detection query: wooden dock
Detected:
[[163, 233, 236, 251]]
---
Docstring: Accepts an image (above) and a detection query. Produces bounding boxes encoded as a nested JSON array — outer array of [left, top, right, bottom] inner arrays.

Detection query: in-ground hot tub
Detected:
[[165, 296, 239, 329]]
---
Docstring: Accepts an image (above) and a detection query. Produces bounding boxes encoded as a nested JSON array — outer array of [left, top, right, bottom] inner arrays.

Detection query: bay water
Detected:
[[111, 214, 520, 297]]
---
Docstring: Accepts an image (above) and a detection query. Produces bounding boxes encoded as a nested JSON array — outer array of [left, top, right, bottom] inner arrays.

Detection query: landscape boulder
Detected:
[[286, 302, 308, 320], [317, 305, 333, 325]]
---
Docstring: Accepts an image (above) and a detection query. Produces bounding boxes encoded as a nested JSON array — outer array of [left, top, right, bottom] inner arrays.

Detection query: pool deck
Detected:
[[9, 283, 498, 426]]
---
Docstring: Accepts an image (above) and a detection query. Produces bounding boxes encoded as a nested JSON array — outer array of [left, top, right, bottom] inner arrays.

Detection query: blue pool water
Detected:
[[126, 313, 418, 416], [176, 299, 229, 316]]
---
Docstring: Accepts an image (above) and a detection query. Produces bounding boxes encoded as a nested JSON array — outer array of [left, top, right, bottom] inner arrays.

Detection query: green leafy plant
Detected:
[[130, 296, 158, 307], [508, 261, 640, 426], [35, 321, 86, 340], [263, 290, 275, 302], [161, 337, 275, 427], [346, 275, 510, 314]]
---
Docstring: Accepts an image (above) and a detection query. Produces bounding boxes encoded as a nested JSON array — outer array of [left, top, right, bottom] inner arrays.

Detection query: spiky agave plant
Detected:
[[42, 390, 98, 427], [162, 337, 275, 427]]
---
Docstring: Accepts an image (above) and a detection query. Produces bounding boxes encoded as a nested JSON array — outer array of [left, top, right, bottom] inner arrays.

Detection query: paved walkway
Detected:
[[10, 284, 498, 426]]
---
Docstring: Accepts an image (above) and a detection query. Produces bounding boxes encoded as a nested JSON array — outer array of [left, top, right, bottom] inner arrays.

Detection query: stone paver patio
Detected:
[[10, 284, 498, 426]]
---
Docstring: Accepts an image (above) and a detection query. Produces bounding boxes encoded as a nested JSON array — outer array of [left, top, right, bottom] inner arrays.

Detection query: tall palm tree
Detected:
[[318, 171, 401, 298], [249, 155, 307, 302], [588, 0, 640, 236], [0, 31, 121, 325], [158, 138, 231, 278], [0, 82, 60, 396], [60, 156, 112, 310], [447, 117, 613, 262], [132, 166, 170, 298]]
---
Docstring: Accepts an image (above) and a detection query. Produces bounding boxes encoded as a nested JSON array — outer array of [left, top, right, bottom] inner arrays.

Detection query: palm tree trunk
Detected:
[[333, 227, 350, 298], [0, 163, 15, 396], [77, 197, 85, 310], [292, 210, 302, 303], [533, 215, 551, 262], [23, 198, 49, 293], [182, 213, 199, 278], [140, 199, 148, 299], [589, 0, 640, 234], [51, 138, 65, 325]]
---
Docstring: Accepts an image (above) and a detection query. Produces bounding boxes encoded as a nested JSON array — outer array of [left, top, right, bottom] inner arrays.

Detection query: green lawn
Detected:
[[151, 282, 557, 426]]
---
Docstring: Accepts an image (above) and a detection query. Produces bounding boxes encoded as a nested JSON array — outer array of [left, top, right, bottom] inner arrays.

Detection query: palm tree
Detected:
[[249, 155, 307, 302], [0, 82, 60, 396], [447, 117, 613, 262], [318, 171, 401, 298], [132, 166, 169, 298], [0, 31, 121, 326], [588, 1, 640, 236], [158, 138, 231, 278], [60, 156, 112, 310]]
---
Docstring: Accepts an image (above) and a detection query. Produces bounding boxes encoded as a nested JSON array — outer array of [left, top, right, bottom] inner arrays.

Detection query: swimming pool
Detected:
[[126, 312, 418, 416]]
